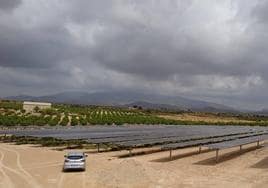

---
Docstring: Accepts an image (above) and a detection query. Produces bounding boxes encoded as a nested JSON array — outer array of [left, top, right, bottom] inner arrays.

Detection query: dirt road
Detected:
[[0, 143, 267, 188]]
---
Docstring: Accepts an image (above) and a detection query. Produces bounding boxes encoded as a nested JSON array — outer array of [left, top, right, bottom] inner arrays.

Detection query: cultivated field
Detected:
[[0, 100, 178, 126], [0, 142, 267, 188], [158, 113, 254, 124], [2, 100, 268, 126]]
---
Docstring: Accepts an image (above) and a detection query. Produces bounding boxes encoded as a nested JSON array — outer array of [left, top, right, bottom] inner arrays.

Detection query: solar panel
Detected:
[[119, 130, 268, 147], [205, 134, 268, 149], [113, 133, 243, 148], [161, 132, 268, 150], [87, 130, 255, 144], [87, 130, 215, 144], [89, 127, 268, 144], [1, 126, 267, 145]]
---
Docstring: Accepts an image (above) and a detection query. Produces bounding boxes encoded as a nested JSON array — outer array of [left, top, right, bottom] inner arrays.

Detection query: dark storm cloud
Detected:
[[90, 0, 268, 91], [65, 1, 114, 23], [252, 0, 268, 24], [0, 0, 268, 110], [0, 0, 21, 11], [92, 28, 232, 80], [0, 26, 79, 68]]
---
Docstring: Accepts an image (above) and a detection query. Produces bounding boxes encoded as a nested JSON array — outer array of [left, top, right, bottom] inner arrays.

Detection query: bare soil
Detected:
[[0, 142, 267, 188], [159, 113, 253, 123]]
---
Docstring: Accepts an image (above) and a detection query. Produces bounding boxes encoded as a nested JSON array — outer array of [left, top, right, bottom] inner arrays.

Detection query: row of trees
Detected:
[[2, 101, 267, 126], [0, 100, 22, 110], [82, 111, 179, 125], [0, 109, 181, 126], [0, 115, 61, 126]]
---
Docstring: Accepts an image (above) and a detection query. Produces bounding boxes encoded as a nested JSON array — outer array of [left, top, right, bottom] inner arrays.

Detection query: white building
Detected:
[[23, 101, 52, 113]]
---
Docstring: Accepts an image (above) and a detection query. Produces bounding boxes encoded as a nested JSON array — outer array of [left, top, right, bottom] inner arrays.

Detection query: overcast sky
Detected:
[[0, 0, 268, 110]]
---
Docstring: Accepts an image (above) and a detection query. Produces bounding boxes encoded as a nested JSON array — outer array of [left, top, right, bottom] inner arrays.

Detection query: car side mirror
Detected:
[[64, 155, 67, 158], [85, 154, 88, 157]]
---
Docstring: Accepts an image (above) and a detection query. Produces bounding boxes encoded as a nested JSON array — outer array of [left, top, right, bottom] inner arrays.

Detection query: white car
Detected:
[[63, 152, 87, 171]]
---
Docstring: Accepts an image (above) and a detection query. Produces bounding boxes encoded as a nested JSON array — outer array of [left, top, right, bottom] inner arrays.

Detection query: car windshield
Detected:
[[67, 155, 83, 160]]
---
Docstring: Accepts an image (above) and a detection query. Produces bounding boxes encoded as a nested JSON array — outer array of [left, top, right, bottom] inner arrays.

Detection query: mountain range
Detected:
[[6, 91, 238, 113]]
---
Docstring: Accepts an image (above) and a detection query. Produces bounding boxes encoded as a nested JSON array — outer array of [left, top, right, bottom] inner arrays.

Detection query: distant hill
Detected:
[[252, 109, 268, 116], [6, 91, 238, 113], [125, 101, 183, 111]]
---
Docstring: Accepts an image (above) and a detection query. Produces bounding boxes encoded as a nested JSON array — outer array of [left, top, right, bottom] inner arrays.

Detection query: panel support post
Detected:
[[129, 148, 132, 157], [169, 149, 172, 159], [198, 146, 202, 154], [97, 143, 100, 152], [257, 140, 260, 147], [239, 145, 242, 152], [215, 149, 219, 163]]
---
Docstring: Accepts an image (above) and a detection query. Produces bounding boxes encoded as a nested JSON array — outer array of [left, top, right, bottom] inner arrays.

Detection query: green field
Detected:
[[0, 100, 179, 126], [1, 100, 268, 126]]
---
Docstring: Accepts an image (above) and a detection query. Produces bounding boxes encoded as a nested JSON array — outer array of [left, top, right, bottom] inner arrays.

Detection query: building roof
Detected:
[[23, 101, 51, 106]]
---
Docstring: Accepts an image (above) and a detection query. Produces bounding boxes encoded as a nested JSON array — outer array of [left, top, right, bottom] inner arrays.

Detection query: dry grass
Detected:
[[158, 113, 254, 123]]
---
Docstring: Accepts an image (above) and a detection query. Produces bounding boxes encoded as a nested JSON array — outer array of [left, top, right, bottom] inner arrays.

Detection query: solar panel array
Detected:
[[205, 134, 268, 149], [89, 130, 247, 144], [111, 132, 258, 147], [161, 131, 268, 150], [1, 125, 268, 151]]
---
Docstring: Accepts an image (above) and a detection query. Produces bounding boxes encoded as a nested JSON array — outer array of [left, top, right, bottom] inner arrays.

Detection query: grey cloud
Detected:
[[0, 0, 268, 110], [65, 1, 113, 23], [89, 0, 268, 85], [252, 0, 268, 24], [91, 10, 241, 80], [0, 0, 21, 12], [0, 24, 81, 68]]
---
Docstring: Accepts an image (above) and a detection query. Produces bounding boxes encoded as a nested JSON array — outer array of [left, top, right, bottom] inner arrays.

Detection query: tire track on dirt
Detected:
[[25, 162, 62, 170], [82, 172, 86, 188], [57, 173, 65, 188], [25, 161, 62, 168], [0, 158, 32, 184], [0, 145, 42, 188], [0, 151, 14, 188], [0, 146, 37, 187]]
